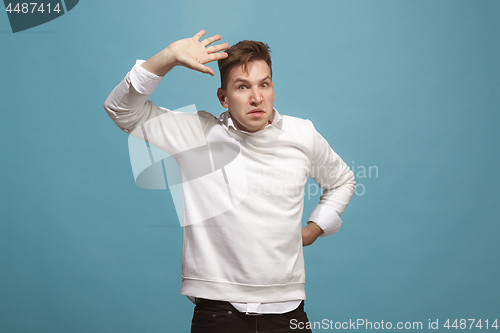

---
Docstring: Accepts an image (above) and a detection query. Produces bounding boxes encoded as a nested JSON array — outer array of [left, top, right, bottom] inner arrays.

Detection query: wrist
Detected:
[[306, 222, 324, 237], [141, 47, 176, 76], [162, 46, 178, 66]]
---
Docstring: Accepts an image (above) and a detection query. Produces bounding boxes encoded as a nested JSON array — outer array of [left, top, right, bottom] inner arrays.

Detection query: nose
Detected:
[[250, 87, 263, 105]]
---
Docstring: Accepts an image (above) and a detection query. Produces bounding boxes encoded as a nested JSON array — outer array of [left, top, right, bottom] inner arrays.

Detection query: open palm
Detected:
[[169, 30, 229, 76]]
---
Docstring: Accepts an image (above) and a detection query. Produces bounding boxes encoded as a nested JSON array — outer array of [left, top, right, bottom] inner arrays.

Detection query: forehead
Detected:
[[227, 60, 272, 83]]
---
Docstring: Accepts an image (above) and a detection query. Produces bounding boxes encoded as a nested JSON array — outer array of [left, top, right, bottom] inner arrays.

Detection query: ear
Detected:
[[217, 88, 229, 108]]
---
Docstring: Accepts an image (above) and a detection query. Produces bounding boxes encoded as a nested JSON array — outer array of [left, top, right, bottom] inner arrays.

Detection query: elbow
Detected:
[[347, 169, 357, 195], [103, 98, 112, 114], [103, 94, 119, 118], [102, 95, 133, 134]]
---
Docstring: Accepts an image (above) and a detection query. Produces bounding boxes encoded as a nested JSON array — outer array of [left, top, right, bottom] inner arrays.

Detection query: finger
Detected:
[[206, 43, 229, 54], [185, 58, 215, 76], [201, 34, 222, 47], [196, 64, 215, 76], [206, 51, 228, 63], [193, 29, 206, 41], [204, 66, 215, 76]]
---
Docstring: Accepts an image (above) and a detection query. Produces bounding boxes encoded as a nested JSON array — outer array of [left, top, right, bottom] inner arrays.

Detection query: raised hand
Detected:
[[141, 30, 229, 77]]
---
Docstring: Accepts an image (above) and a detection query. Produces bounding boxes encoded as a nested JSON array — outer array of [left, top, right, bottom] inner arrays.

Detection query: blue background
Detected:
[[1, 0, 499, 332]]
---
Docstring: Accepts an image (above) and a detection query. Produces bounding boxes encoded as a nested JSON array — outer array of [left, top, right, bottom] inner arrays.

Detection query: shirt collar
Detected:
[[217, 108, 283, 132]]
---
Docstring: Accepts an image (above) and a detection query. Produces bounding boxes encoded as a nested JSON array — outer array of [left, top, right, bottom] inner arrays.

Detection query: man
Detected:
[[104, 30, 355, 333]]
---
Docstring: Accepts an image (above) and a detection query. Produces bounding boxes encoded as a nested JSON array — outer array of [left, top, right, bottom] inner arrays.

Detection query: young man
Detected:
[[104, 30, 355, 333]]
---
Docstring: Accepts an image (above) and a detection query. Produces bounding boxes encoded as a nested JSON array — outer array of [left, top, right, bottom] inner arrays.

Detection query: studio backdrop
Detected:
[[1, 0, 499, 332]]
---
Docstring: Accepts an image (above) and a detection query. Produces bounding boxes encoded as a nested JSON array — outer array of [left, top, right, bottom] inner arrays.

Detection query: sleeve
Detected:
[[306, 121, 356, 237], [103, 60, 165, 134], [103, 60, 208, 157]]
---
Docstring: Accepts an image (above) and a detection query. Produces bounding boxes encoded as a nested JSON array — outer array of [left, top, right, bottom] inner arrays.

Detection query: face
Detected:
[[217, 60, 275, 133]]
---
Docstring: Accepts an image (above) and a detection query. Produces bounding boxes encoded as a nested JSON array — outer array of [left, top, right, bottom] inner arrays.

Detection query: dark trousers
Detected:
[[191, 298, 313, 333]]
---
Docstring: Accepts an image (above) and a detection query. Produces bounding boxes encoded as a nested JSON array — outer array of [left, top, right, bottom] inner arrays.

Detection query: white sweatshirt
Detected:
[[104, 61, 356, 304]]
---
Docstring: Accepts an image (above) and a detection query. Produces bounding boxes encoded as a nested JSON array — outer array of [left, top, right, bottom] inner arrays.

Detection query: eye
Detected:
[[238, 85, 247, 90], [262, 83, 268, 88]]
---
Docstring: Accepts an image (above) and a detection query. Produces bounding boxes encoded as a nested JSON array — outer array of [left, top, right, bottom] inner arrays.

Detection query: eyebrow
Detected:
[[233, 75, 272, 85]]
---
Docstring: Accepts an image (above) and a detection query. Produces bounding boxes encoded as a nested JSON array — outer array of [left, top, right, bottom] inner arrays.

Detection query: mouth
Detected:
[[248, 109, 265, 117]]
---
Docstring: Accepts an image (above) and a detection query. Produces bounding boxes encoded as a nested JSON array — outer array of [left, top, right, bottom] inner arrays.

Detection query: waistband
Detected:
[[194, 298, 305, 316]]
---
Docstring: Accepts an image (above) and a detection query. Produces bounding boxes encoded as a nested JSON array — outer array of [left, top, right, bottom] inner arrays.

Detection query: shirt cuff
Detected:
[[129, 59, 163, 95], [307, 204, 343, 237]]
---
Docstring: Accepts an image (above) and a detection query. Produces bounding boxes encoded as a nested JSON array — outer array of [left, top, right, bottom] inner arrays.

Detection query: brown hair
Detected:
[[218, 40, 272, 90]]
